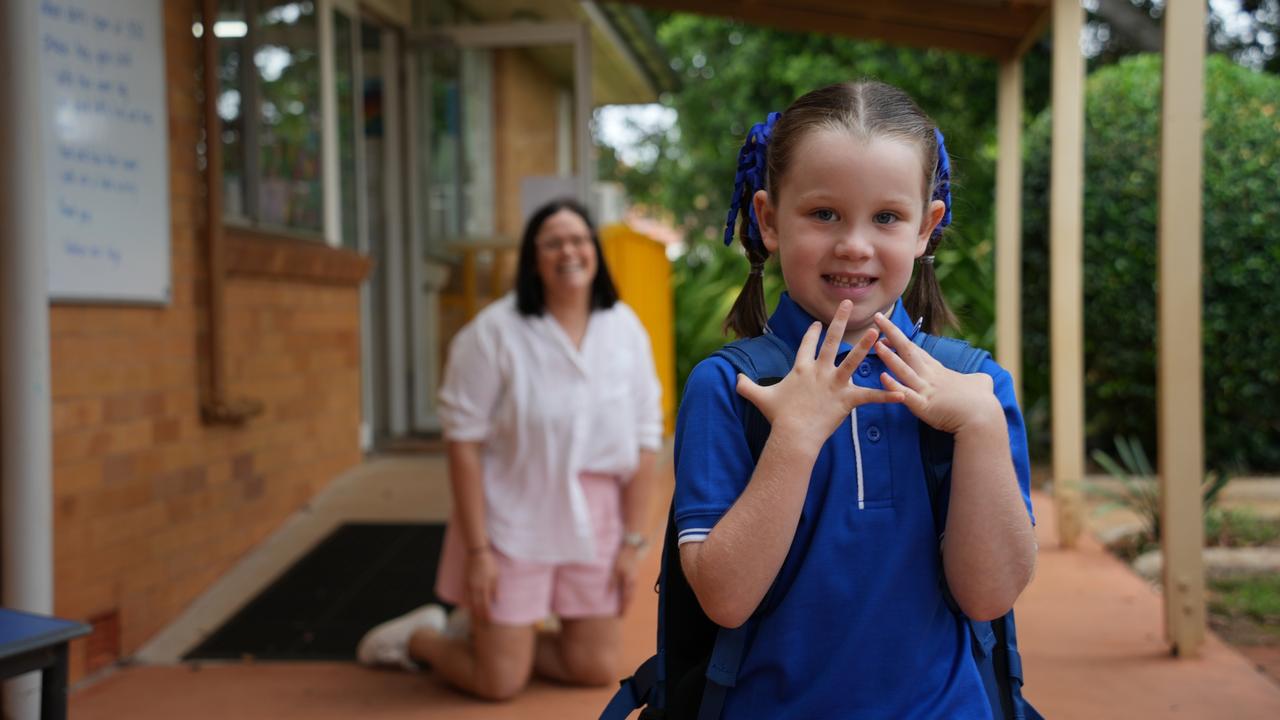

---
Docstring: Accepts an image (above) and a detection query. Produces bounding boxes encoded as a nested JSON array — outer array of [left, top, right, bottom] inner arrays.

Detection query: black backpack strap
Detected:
[[600, 653, 659, 720], [696, 624, 751, 720]]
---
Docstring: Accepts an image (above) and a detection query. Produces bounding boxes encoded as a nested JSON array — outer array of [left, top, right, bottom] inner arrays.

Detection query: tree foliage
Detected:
[[1087, 0, 1280, 73], [1020, 54, 1280, 472], [614, 15, 1044, 398]]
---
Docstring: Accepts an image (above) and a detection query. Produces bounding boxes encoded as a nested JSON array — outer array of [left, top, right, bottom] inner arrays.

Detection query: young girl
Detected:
[[673, 81, 1037, 717]]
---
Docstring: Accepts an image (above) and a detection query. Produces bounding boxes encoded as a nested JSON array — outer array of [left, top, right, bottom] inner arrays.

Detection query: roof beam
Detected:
[[627, 0, 1023, 58], [793, 0, 1046, 40]]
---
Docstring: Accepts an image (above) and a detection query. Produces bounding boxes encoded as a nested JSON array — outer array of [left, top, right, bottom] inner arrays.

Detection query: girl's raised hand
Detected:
[[736, 300, 904, 454], [872, 313, 1002, 435]]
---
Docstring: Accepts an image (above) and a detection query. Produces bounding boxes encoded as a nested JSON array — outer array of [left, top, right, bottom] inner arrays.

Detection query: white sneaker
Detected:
[[356, 603, 446, 670]]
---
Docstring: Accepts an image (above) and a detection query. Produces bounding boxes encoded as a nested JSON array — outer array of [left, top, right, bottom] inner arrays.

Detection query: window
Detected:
[[334, 9, 358, 249], [213, 0, 323, 235]]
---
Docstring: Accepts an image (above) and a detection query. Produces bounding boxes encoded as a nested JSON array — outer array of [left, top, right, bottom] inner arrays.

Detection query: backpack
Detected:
[[601, 330, 1043, 720]]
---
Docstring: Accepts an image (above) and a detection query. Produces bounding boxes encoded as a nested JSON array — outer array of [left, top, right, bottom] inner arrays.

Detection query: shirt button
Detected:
[[867, 425, 882, 443], [858, 362, 872, 377]]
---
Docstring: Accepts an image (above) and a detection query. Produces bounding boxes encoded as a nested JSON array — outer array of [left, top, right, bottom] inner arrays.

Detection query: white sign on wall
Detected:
[[38, 0, 171, 304]]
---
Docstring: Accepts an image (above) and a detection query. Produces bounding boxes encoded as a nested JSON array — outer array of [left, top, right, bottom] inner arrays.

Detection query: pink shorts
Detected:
[[434, 472, 623, 626]]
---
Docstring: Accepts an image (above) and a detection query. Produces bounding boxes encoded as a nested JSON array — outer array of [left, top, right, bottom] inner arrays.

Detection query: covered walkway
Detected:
[[68, 455, 1280, 719]]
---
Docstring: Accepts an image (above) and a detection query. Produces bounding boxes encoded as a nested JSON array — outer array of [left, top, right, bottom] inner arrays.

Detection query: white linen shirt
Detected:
[[438, 293, 663, 564]]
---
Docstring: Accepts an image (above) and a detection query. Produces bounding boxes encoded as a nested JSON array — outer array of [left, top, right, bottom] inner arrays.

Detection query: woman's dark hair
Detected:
[[515, 197, 619, 316], [724, 80, 957, 337]]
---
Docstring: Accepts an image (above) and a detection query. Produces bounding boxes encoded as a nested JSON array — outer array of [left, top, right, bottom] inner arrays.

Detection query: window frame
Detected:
[[219, 0, 335, 244]]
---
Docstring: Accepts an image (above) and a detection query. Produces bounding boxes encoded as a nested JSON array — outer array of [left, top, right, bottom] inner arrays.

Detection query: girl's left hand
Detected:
[[612, 545, 641, 614], [872, 313, 1002, 435]]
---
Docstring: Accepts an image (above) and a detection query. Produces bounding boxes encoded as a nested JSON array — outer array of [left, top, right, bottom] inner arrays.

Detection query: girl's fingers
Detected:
[[735, 373, 764, 408], [876, 340, 923, 388], [836, 327, 878, 383], [795, 321, 822, 367], [819, 300, 852, 364], [879, 372, 921, 407], [873, 313, 923, 367], [850, 386, 905, 406]]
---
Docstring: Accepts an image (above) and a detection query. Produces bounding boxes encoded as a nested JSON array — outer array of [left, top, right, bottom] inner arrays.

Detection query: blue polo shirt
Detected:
[[673, 292, 1034, 719]]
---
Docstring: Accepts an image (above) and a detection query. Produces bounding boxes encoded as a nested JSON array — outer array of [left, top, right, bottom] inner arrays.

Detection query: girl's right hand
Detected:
[[465, 547, 498, 623], [735, 299, 904, 454]]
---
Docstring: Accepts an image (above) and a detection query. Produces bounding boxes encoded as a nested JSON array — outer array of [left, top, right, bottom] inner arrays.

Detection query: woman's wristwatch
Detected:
[[622, 531, 649, 551]]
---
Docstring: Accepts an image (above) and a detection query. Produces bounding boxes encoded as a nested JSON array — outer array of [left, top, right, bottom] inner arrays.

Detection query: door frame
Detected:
[[403, 22, 595, 435], [323, 0, 409, 449], [410, 23, 594, 202]]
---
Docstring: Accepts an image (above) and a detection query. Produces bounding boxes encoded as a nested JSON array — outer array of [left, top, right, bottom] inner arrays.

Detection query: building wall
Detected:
[[49, 0, 363, 680], [493, 48, 564, 240], [437, 48, 565, 362]]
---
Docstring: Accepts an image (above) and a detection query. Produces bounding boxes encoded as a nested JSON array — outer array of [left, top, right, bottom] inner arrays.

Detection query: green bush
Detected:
[[671, 243, 782, 400], [1209, 576, 1280, 623], [1021, 55, 1280, 472], [629, 15, 1020, 400], [1204, 507, 1280, 548]]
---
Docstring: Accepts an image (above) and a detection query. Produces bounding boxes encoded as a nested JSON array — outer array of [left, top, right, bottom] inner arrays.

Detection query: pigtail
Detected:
[[723, 187, 772, 338], [722, 112, 781, 339], [904, 127, 959, 335], [904, 240, 958, 335]]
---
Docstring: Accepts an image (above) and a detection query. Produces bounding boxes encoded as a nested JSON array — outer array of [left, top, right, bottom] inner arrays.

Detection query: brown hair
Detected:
[[723, 80, 957, 338]]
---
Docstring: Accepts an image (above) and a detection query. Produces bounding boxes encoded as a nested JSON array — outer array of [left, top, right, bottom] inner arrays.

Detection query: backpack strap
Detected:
[[910, 331, 990, 374], [684, 333, 794, 720], [715, 331, 794, 382], [599, 654, 658, 720], [910, 331, 990, 616], [697, 624, 750, 720], [600, 506, 684, 720], [995, 611, 1043, 720], [714, 332, 794, 463], [910, 333, 1042, 720]]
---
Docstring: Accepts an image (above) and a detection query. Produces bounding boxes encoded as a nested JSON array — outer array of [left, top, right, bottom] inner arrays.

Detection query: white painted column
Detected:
[[2, 1, 55, 717]]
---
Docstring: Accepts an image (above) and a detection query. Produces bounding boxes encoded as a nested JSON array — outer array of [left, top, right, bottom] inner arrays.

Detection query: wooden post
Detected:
[[1050, 0, 1086, 548], [996, 56, 1024, 401], [1158, 0, 1207, 657]]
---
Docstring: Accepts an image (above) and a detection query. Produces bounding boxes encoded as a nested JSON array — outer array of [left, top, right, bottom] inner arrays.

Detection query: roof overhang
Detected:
[[624, 0, 1051, 61], [453, 0, 674, 104]]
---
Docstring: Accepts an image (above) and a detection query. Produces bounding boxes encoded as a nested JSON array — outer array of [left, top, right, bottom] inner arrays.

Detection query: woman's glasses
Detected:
[[536, 235, 593, 254]]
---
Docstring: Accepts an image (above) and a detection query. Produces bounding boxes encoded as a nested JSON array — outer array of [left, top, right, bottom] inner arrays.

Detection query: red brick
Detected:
[[50, 41, 364, 678], [101, 454, 137, 486], [152, 416, 182, 444]]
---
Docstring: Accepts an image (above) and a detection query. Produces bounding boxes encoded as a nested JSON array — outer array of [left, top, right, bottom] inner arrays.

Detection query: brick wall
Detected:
[[49, 0, 363, 680], [493, 48, 563, 240]]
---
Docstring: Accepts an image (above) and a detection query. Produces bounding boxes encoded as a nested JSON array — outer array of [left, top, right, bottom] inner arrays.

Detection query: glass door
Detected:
[[405, 23, 593, 436], [332, 2, 409, 448]]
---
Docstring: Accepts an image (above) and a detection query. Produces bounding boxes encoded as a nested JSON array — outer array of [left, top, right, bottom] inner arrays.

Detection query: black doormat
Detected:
[[185, 522, 448, 661]]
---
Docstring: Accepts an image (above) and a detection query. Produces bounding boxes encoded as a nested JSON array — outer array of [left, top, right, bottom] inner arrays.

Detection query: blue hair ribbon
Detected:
[[724, 111, 782, 252], [932, 127, 952, 239]]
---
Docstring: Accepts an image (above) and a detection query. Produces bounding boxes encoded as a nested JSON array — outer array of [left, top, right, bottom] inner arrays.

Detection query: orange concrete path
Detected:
[[70, 491, 1280, 719]]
